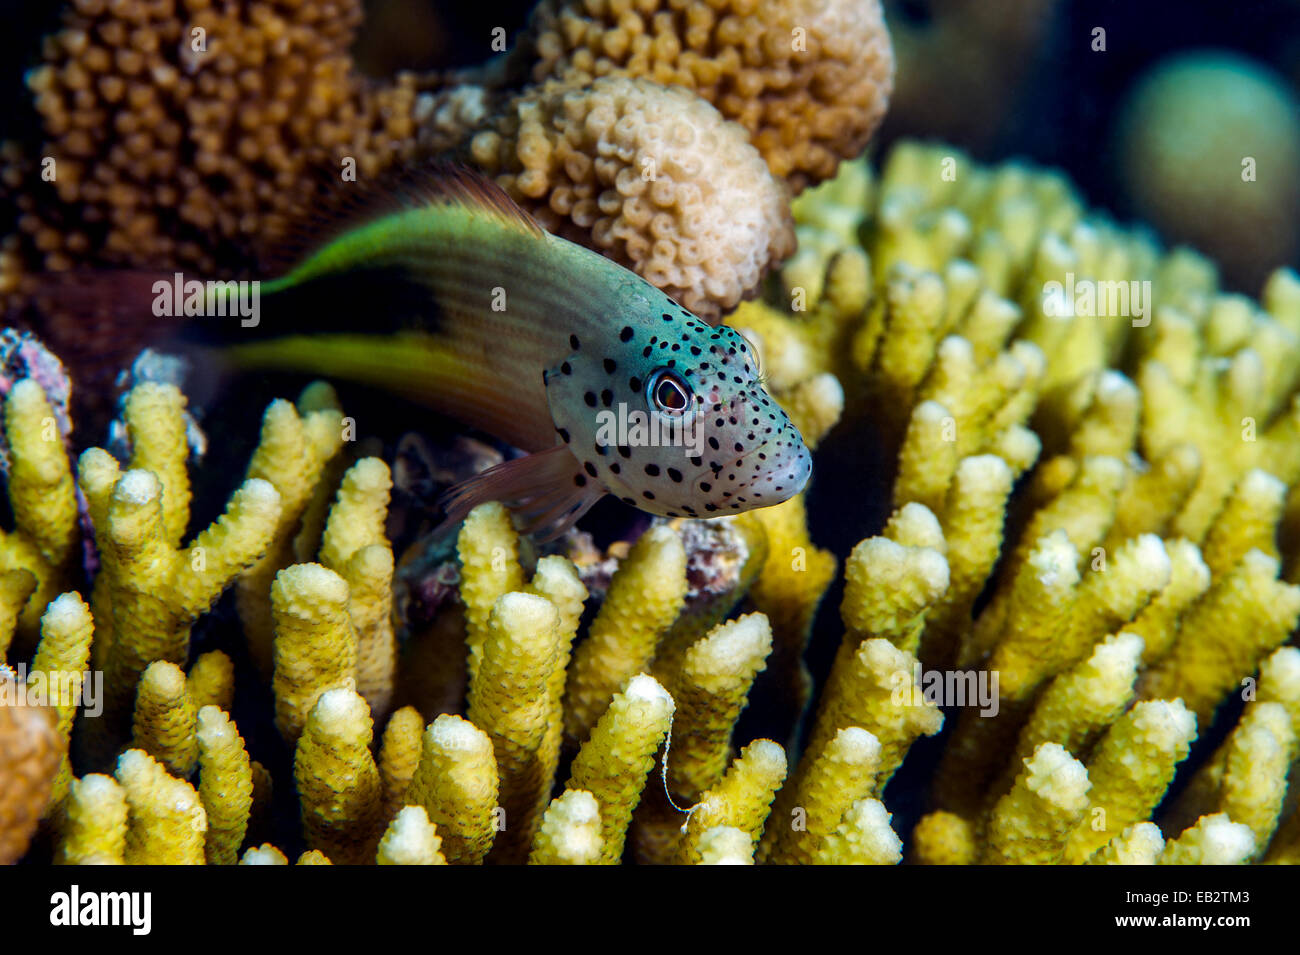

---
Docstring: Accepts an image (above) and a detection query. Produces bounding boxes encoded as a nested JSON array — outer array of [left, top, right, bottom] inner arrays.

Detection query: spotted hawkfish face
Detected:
[[543, 306, 813, 519]]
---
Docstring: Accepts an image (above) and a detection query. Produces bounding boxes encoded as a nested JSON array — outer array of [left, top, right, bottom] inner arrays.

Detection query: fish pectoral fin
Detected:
[[436, 444, 604, 542]]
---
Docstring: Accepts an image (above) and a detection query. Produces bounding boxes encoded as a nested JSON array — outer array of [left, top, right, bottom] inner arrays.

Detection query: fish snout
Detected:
[[768, 442, 813, 501]]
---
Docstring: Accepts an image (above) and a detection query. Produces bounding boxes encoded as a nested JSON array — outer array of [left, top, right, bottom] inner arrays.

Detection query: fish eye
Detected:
[[647, 367, 692, 415]]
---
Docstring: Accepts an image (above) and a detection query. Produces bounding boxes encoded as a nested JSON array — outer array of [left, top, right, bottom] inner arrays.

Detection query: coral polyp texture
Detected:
[[0, 0, 894, 383], [509, 0, 896, 191], [4, 134, 1300, 864], [3, 0, 417, 278], [466, 75, 796, 319]]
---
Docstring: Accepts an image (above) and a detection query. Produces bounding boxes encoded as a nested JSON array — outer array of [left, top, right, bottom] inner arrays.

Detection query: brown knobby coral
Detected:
[[467, 75, 796, 318], [4, 0, 418, 280], [509, 0, 895, 191], [0, 674, 65, 864]]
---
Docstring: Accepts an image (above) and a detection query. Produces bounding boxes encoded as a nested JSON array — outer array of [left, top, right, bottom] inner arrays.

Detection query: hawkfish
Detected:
[[53, 168, 813, 540]]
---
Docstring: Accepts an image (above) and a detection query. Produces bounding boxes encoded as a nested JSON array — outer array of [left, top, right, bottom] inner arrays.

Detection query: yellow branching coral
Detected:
[[746, 496, 837, 733], [407, 714, 500, 865], [319, 458, 397, 719], [733, 269, 865, 433], [16, 130, 1300, 868], [122, 383, 192, 547], [815, 798, 903, 865], [1213, 703, 1293, 856], [696, 825, 754, 864], [1125, 539, 1210, 666], [1201, 469, 1287, 578], [951, 530, 1071, 680], [0, 570, 36, 657], [910, 811, 977, 866], [378, 705, 425, 824], [1063, 700, 1197, 863], [985, 743, 1091, 865], [116, 748, 206, 865], [1, 380, 77, 644], [241, 845, 289, 865], [457, 502, 525, 681], [469, 592, 564, 862], [524, 555, 589, 797], [81, 436, 280, 733], [196, 705, 254, 867], [1165, 701, 1293, 857], [763, 726, 880, 865], [565, 524, 687, 744], [567, 674, 674, 864], [940, 526, 1139, 815], [660, 613, 772, 804], [235, 392, 344, 680], [131, 660, 198, 780], [1159, 813, 1256, 865], [376, 806, 447, 865], [1088, 823, 1166, 865], [57, 773, 128, 866], [271, 563, 358, 745], [920, 455, 1017, 666], [1138, 550, 1300, 723], [28, 591, 93, 801], [803, 639, 942, 798], [679, 739, 786, 865], [294, 686, 383, 866], [633, 612, 772, 863], [186, 650, 235, 715], [647, 515, 768, 682], [840, 534, 949, 656], [1258, 646, 1300, 747], [529, 789, 603, 865], [997, 632, 1143, 799]]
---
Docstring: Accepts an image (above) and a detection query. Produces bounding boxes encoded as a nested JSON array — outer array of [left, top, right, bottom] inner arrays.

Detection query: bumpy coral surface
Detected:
[[468, 75, 796, 318], [511, 0, 895, 190], [3, 0, 417, 278]]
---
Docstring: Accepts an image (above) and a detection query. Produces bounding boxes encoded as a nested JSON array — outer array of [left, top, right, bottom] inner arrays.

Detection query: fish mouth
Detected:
[[766, 444, 813, 500], [738, 443, 811, 507]]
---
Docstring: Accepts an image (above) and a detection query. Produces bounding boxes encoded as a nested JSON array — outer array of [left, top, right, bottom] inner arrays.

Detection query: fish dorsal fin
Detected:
[[261, 162, 545, 275]]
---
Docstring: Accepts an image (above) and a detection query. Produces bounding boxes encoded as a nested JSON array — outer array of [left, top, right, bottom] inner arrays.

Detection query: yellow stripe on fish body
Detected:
[[228, 167, 812, 539]]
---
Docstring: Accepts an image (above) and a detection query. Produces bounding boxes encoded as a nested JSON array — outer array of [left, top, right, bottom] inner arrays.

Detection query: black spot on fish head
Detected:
[[651, 324, 812, 514], [559, 301, 801, 518]]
